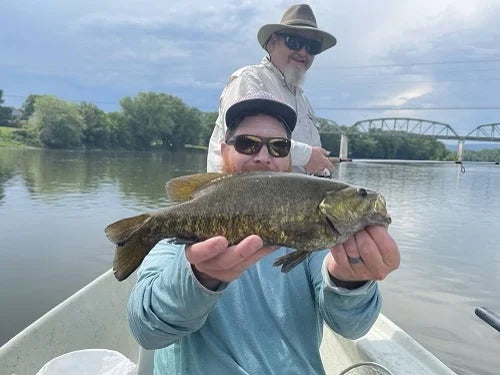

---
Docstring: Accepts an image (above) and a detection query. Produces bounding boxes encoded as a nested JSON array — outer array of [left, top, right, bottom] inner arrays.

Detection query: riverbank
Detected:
[[0, 131, 209, 152], [0, 126, 27, 148]]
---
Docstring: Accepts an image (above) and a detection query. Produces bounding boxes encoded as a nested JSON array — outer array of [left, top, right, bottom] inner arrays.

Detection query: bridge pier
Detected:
[[339, 133, 351, 161], [456, 140, 464, 163]]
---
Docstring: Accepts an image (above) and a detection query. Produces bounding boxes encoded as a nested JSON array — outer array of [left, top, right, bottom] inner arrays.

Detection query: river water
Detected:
[[0, 148, 499, 374]]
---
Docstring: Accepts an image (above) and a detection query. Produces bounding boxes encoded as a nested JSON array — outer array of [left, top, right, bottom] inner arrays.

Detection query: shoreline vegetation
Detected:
[[1, 90, 499, 161], [0, 127, 20, 147]]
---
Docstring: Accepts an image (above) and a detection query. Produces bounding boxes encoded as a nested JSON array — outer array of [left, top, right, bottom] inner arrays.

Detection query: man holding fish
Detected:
[[116, 91, 400, 374]]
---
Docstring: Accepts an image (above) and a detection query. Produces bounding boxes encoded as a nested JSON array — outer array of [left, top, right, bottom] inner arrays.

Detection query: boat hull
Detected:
[[0, 269, 456, 375]]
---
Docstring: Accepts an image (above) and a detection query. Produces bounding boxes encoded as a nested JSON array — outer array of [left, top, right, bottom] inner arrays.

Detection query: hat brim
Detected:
[[258, 24, 337, 53], [225, 98, 297, 133]]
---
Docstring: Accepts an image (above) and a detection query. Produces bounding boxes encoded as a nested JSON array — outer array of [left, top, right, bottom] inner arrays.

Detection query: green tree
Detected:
[[0, 90, 13, 126], [80, 102, 110, 149], [336, 129, 453, 160], [350, 135, 380, 158], [317, 118, 344, 155], [105, 111, 129, 148], [463, 148, 500, 162], [348, 130, 385, 159], [120, 92, 202, 150], [319, 133, 341, 155], [168, 106, 202, 149], [20, 94, 42, 120], [153, 94, 202, 149], [317, 117, 341, 134], [29, 96, 85, 148], [120, 94, 160, 149], [200, 111, 218, 146]]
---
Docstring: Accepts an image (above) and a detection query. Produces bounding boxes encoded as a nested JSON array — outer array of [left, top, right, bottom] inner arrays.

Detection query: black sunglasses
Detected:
[[226, 134, 291, 158], [276, 33, 322, 55]]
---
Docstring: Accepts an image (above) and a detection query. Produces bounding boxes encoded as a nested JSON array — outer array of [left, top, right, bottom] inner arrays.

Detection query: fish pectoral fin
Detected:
[[166, 173, 225, 201], [273, 251, 309, 273]]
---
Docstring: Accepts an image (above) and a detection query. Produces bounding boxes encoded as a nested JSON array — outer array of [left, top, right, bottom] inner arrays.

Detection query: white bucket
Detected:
[[35, 349, 137, 375]]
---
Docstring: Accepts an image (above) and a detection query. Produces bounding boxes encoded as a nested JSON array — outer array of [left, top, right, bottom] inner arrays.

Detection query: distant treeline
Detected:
[[317, 118, 499, 162], [462, 148, 500, 162], [319, 129, 450, 161], [1, 89, 499, 161], [1, 90, 216, 150]]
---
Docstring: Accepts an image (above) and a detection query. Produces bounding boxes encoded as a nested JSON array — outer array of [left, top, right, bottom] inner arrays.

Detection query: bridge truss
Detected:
[[465, 123, 500, 142], [350, 118, 460, 140]]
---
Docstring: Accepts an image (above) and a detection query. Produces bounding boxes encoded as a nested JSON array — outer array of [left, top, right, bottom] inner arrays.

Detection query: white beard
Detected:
[[282, 65, 306, 87]]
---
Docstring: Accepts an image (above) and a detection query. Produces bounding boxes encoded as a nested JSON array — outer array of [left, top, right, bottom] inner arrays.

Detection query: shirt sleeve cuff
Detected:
[[290, 140, 312, 167], [321, 255, 376, 296]]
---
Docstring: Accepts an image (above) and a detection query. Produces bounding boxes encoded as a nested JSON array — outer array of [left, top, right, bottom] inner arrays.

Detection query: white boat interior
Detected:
[[0, 269, 457, 375]]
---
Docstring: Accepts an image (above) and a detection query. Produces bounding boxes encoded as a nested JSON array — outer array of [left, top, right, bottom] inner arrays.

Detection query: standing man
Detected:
[[207, 4, 336, 175], [127, 92, 400, 374]]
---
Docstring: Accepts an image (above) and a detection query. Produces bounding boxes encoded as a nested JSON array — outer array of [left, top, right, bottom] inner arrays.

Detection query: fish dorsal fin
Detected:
[[166, 172, 225, 201]]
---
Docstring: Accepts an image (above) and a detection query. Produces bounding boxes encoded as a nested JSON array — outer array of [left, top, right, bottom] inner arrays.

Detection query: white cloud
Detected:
[[380, 84, 434, 106], [1, 0, 499, 132]]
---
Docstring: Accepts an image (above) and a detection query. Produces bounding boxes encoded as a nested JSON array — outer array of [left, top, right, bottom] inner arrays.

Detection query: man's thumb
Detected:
[[320, 148, 331, 156]]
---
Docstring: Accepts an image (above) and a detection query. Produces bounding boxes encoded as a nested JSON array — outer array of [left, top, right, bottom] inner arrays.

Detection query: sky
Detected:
[[1, 0, 500, 139]]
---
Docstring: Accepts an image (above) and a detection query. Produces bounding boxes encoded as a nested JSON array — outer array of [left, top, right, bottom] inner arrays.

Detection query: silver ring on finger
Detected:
[[347, 256, 362, 264]]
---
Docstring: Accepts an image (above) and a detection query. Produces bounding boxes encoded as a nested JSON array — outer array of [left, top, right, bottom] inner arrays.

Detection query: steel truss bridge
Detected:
[[326, 118, 500, 161], [350, 118, 500, 142]]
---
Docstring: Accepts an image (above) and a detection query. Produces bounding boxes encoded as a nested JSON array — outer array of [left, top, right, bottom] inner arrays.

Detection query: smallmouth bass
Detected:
[[105, 172, 391, 281]]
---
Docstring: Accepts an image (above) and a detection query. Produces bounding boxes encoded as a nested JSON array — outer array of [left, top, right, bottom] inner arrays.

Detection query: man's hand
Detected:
[[305, 147, 334, 175], [326, 226, 400, 283], [185, 235, 278, 290]]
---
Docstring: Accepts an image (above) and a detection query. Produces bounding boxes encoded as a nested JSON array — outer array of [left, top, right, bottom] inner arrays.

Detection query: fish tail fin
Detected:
[[273, 250, 309, 273], [105, 213, 153, 281]]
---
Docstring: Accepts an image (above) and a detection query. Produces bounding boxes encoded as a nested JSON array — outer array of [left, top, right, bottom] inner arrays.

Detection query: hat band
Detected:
[[282, 20, 318, 28]]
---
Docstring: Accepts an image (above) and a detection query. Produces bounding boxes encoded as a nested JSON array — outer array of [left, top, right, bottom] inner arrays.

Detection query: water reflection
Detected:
[[0, 148, 207, 208], [0, 147, 207, 350], [0, 168, 14, 204]]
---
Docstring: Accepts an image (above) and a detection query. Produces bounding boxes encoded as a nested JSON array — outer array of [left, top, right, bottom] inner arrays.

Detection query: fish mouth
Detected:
[[325, 215, 341, 237], [375, 194, 391, 225], [384, 214, 392, 225], [375, 195, 387, 215]]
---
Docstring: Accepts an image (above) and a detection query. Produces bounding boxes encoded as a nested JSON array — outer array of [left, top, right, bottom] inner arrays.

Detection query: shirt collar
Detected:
[[261, 56, 302, 94]]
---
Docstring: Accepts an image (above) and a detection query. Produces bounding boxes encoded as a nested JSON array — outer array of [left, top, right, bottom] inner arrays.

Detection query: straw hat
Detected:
[[257, 4, 337, 54]]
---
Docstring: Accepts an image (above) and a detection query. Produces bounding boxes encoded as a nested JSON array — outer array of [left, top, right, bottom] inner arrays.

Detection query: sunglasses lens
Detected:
[[234, 135, 262, 155], [286, 36, 301, 51], [282, 34, 321, 55], [229, 135, 290, 157], [307, 40, 321, 55], [268, 139, 291, 157]]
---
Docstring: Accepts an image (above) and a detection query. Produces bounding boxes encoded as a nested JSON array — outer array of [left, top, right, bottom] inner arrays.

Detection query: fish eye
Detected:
[[358, 188, 368, 197]]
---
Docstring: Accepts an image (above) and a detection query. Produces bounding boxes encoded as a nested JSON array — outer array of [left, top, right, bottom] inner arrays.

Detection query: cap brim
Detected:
[[258, 24, 337, 53], [226, 98, 297, 133]]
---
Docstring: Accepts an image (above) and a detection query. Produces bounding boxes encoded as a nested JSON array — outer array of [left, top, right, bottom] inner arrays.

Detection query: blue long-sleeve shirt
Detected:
[[127, 240, 381, 375]]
